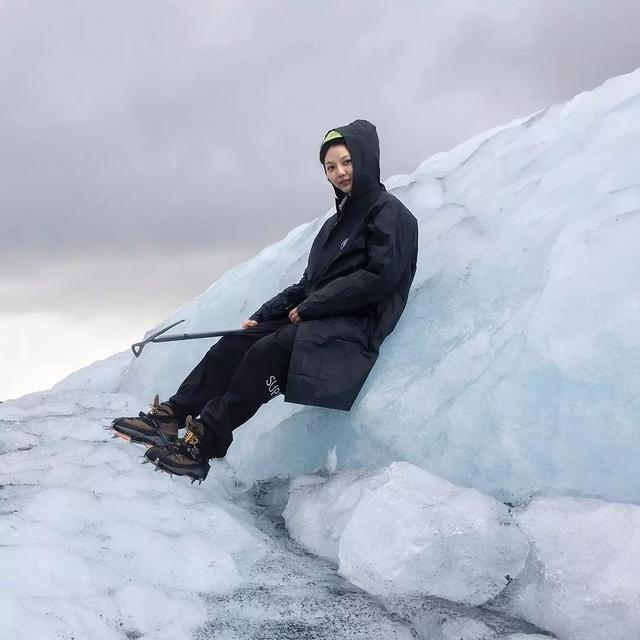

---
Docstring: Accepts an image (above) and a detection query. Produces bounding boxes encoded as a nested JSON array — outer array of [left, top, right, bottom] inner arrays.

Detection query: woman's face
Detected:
[[324, 143, 353, 194]]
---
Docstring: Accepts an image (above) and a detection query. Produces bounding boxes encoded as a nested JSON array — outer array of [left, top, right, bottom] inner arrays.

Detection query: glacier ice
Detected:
[[0, 391, 260, 639], [284, 462, 530, 605], [503, 496, 640, 640], [53, 350, 131, 392], [503, 636, 557, 640], [2, 391, 482, 640], [59, 68, 640, 505]]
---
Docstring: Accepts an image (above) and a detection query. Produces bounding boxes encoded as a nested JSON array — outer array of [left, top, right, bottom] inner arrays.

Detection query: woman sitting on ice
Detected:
[[111, 119, 419, 483]]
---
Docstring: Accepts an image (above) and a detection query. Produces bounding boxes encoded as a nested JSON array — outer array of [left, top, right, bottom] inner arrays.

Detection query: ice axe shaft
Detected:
[[131, 319, 247, 357]]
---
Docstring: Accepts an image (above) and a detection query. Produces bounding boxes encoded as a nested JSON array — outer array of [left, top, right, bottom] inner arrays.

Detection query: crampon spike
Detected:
[[190, 478, 196, 485], [141, 459, 150, 464], [111, 434, 120, 439]]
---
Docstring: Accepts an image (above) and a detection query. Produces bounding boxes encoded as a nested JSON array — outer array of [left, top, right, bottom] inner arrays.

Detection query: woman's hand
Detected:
[[241, 319, 258, 329], [288, 307, 302, 324]]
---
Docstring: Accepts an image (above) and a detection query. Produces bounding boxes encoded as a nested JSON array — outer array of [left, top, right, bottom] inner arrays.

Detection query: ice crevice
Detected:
[[199, 475, 549, 640]]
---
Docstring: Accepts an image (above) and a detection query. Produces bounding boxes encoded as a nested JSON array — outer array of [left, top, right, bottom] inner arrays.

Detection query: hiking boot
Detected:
[[111, 395, 181, 447], [144, 415, 210, 483]]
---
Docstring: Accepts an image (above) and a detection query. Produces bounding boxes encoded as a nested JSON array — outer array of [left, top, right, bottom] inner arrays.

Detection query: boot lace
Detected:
[[151, 416, 203, 461]]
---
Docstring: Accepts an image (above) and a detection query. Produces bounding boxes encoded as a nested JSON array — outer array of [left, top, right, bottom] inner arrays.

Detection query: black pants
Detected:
[[169, 319, 297, 459]]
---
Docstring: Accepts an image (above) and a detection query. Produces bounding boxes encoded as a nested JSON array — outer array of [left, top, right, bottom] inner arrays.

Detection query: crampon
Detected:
[[106, 395, 180, 448], [141, 416, 210, 485]]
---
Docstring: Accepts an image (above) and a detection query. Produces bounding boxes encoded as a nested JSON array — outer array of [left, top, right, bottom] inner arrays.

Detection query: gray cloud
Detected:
[[2, 0, 640, 399], [0, 245, 255, 321], [1, 0, 640, 301]]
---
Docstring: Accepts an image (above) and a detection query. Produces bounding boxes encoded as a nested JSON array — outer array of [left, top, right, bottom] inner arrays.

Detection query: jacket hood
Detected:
[[321, 119, 384, 200]]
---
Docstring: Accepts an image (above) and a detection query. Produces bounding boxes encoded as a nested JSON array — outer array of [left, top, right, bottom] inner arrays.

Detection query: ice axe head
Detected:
[[130, 319, 185, 358]]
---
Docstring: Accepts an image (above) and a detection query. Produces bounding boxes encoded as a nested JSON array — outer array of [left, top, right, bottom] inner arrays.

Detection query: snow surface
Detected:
[[0, 391, 424, 639], [9, 68, 640, 638], [284, 462, 529, 605], [0, 391, 257, 639], [0, 391, 545, 639]]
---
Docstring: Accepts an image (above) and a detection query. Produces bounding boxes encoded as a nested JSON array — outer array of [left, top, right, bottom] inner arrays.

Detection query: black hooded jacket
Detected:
[[250, 119, 418, 410]]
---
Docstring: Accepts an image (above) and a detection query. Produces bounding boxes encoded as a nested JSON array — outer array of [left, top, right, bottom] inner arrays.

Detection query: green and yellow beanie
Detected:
[[319, 130, 345, 164]]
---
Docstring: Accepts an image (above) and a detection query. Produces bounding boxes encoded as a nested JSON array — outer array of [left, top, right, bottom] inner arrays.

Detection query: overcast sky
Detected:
[[2, 0, 640, 400]]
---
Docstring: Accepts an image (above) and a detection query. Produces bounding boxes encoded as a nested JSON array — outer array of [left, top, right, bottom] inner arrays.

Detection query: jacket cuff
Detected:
[[294, 301, 312, 320]]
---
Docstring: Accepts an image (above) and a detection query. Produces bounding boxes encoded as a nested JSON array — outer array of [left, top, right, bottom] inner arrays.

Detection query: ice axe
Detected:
[[131, 319, 247, 358]]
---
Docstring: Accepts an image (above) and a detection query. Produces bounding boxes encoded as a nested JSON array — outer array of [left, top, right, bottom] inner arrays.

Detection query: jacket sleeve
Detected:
[[296, 204, 417, 320], [250, 270, 309, 322]]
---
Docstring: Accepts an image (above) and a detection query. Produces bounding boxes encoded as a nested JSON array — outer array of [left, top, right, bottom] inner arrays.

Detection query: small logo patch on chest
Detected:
[[340, 237, 350, 251]]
